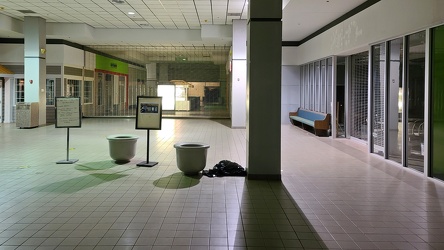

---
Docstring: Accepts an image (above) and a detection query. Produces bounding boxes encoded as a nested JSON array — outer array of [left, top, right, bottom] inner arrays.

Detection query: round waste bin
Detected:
[[107, 134, 139, 162], [174, 142, 210, 175]]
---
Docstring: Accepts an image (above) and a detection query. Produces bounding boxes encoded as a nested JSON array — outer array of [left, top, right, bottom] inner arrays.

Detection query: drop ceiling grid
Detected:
[[0, 0, 247, 28]]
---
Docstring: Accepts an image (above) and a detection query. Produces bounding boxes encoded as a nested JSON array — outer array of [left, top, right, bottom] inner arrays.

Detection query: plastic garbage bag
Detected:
[[202, 160, 247, 177]]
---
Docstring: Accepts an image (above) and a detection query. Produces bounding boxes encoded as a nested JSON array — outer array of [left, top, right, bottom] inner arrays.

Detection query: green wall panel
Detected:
[[96, 55, 128, 74]]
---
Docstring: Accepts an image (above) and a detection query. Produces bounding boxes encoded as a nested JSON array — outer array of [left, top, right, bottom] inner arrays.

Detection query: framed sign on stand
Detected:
[[136, 96, 162, 167], [55, 97, 81, 164]]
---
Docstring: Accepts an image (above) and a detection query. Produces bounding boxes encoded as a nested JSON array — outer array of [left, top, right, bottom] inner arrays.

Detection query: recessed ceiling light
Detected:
[[128, 11, 135, 15]]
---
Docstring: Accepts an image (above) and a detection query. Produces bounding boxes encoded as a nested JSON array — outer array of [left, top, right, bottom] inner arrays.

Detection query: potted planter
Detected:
[[107, 134, 139, 163], [174, 142, 210, 175]]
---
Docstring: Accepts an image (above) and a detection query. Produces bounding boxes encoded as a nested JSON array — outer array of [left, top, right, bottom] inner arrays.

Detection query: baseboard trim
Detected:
[[247, 174, 281, 181]]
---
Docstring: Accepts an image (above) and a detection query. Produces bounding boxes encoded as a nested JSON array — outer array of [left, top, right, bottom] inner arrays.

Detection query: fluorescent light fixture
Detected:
[[128, 11, 135, 15]]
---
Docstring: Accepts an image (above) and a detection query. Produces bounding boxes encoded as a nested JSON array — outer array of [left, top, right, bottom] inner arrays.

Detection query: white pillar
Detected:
[[231, 20, 247, 128], [24, 16, 46, 125]]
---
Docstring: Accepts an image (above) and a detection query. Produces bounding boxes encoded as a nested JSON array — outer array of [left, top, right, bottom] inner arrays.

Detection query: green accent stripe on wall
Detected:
[[96, 54, 128, 74]]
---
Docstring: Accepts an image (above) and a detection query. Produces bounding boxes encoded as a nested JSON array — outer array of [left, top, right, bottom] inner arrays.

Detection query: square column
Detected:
[[247, 0, 282, 180], [24, 16, 46, 125], [231, 20, 247, 128]]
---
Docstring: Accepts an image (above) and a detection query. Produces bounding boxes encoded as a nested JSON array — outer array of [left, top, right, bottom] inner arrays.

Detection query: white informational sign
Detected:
[[55, 97, 81, 128], [136, 96, 162, 130]]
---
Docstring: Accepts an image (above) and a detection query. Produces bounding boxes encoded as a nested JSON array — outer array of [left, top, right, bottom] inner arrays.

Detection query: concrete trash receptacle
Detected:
[[107, 134, 139, 162], [174, 142, 210, 175]]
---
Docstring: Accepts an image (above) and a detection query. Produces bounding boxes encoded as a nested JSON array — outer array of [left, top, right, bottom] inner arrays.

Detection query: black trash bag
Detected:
[[202, 160, 247, 177]]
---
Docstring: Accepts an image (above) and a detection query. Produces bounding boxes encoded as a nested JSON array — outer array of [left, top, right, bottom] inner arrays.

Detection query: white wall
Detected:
[[84, 51, 96, 70], [283, 0, 444, 65], [0, 44, 24, 63], [46, 45, 64, 64], [63, 46, 85, 67], [281, 65, 300, 124], [0, 44, 86, 67]]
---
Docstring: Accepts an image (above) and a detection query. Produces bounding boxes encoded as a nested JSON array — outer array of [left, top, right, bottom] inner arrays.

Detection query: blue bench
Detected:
[[289, 108, 331, 136]]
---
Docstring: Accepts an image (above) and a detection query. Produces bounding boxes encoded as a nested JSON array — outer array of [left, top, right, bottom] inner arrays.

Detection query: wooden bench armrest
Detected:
[[313, 114, 331, 130]]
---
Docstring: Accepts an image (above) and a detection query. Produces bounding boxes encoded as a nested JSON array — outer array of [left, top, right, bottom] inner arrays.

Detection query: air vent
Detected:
[[18, 10, 36, 14], [138, 23, 151, 28], [110, 0, 125, 4], [227, 13, 241, 16]]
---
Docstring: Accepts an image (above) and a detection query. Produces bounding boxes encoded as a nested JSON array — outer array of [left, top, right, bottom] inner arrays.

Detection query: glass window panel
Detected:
[[46, 79, 55, 105], [350, 51, 369, 141], [315, 61, 320, 112], [371, 43, 386, 156], [327, 58, 333, 115], [302, 65, 305, 109], [305, 65, 308, 109], [65, 79, 81, 98], [336, 57, 346, 138], [309, 63, 314, 110], [406, 31, 425, 172], [83, 80, 93, 104], [320, 60, 326, 113], [85, 46, 230, 118], [387, 38, 403, 164], [15, 79, 25, 104]]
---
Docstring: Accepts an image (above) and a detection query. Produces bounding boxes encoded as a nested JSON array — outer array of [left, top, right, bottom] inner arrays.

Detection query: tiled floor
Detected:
[[0, 118, 443, 250]]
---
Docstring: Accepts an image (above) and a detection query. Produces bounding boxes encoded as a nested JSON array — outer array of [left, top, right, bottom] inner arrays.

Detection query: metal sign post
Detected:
[[55, 97, 81, 164], [57, 127, 78, 164], [135, 96, 162, 167]]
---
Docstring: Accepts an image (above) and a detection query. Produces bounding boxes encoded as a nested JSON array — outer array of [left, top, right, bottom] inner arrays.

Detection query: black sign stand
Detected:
[[57, 128, 78, 164], [136, 130, 158, 167], [136, 96, 162, 167]]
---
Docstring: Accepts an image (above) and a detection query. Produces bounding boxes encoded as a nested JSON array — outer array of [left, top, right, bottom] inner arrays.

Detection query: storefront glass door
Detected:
[[350, 52, 369, 141], [406, 31, 426, 172]]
